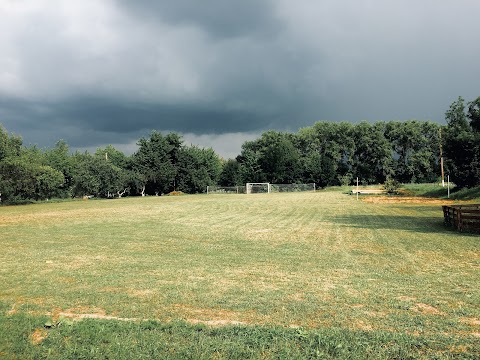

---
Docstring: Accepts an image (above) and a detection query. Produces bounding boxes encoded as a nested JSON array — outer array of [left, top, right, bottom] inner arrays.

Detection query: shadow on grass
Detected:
[[330, 214, 457, 235]]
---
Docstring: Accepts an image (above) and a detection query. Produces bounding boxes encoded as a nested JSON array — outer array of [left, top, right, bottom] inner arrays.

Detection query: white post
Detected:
[[207, 186, 209, 195], [356, 177, 359, 201], [236, 186, 238, 194], [447, 175, 450, 198], [313, 183, 316, 192]]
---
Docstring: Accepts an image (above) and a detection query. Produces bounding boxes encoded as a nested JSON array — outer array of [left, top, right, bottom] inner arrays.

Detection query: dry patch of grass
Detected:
[[412, 303, 446, 316], [30, 328, 48, 345]]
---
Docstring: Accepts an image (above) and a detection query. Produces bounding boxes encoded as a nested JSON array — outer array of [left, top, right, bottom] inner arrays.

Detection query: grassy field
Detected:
[[1, 190, 479, 358]]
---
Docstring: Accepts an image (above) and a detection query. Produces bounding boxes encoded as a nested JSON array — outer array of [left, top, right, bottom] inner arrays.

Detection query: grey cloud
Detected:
[[116, 0, 282, 39]]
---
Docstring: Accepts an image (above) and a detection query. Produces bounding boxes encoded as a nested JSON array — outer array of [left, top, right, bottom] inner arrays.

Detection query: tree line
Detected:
[[0, 96, 479, 203], [0, 131, 222, 203]]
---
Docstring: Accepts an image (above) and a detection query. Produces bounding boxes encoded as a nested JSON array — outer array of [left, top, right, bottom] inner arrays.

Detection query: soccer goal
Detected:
[[246, 183, 271, 194]]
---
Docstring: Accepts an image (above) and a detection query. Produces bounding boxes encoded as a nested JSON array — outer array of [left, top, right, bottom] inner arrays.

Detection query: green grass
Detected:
[[1, 191, 479, 358], [401, 183, 480, 201]]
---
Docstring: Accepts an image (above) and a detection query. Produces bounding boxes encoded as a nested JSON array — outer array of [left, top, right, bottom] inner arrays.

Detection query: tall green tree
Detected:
[[256, 131, 301, 184], [351, 122, 393, 184], [177, 146, 222, 193], [0, 157, 64, 202], [443, 97, 478, 188], [237, 140, 265, 184], [132, 131, 183, 195], [44, 140, 75, 197], [95, 144, 128, 169], [385, 120, 440, 183], [72, 152, 130, 198], [0, 125, 22, 161], [297, 122, 355, 187], [219, 159, 242, 186]]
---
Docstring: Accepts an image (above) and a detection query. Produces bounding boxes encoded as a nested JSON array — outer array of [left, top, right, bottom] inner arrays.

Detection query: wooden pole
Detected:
[[447, 175, 450, 198], [356, 177, 359, 201], [439, 128, 445, 187]]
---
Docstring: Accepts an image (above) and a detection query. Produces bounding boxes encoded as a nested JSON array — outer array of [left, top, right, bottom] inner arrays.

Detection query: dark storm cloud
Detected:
[[0, 1, 479, 157], [0, 96, 275, 147]]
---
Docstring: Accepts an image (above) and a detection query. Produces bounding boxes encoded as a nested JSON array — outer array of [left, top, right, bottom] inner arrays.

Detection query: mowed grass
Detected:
[[1, 191, 479, 358]]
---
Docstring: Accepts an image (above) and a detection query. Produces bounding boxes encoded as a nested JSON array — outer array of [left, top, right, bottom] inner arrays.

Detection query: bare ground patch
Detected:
[[170, 304, 256, 325], [460, 317, 480, 326], [413, 303, 446, 316], [30, 328, 48, 345]]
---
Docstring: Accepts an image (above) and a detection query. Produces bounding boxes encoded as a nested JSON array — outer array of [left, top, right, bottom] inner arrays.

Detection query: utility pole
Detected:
[[439, 128, 445, 187]]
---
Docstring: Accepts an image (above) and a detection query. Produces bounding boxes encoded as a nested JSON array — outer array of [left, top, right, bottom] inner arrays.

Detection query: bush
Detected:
[[383, 177, 400, 194]]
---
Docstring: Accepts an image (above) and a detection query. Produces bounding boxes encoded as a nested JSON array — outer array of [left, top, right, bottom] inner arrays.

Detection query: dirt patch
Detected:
[[187, 319, 245, 326], [397, 296, 417, 302], [363, 196, 460, 205], [460, 317, 480, 326], [413, 303, 445, 316], [351, 320, 373, 331], [6, 303, 18, 315], [58, 312, 138, 321], [31, 328, 48, 345], [364, 310, 387, 318], [350, 304, 365, 309], [51, 307, 137, 321], [44, 305, 250, 327]]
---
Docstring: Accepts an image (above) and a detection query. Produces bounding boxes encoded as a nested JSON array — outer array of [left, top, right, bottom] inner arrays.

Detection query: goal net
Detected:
[[270, 183, 316, 193], [206, 185, 246, 194], [246, 183, 271, 194]]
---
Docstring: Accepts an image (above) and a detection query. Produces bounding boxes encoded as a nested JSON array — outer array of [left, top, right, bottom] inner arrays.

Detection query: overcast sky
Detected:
[[1, 1, 479, 159]]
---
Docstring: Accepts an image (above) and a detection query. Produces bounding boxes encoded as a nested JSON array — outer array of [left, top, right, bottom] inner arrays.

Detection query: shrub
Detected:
[[383, 177, 400, 194]]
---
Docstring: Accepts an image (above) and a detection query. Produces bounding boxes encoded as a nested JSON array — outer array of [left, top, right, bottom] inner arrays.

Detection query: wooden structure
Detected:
[[442, 204, 480, 232]]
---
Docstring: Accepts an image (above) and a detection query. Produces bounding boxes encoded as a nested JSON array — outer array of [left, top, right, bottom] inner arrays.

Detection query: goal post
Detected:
[[246, 183, 271, 194]]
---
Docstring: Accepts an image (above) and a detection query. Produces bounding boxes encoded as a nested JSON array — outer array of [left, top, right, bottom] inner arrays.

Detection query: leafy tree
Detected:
[[443, 97, 478, 188], [237, 141, 265, 183], [132, 131, 182, 195], [297, 122, 355, 187], [256, 131, 301, 184], [95, 144, 128, 168], [44, 140, 75, 197], [72, 152, 130, 198], [385, 120, 440, 183], [351, 122, 393, 184], [0, 157, 64, 202], [177, 146, 222, 193], [0, 124, 22, 161], [219, 159, 242, 186], [468, 97, 480, 132]]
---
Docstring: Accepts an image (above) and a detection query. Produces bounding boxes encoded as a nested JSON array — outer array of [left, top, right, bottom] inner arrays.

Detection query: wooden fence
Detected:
[[442, 204, 480, 233]]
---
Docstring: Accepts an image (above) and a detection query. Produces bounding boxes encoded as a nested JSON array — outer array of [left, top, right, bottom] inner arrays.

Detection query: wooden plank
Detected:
[[458, 210, 480, 215], [460, 215, 480, 220]]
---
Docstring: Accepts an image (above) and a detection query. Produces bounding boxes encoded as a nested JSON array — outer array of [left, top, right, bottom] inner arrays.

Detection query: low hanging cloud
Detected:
[[0, 1, 479, 158]]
